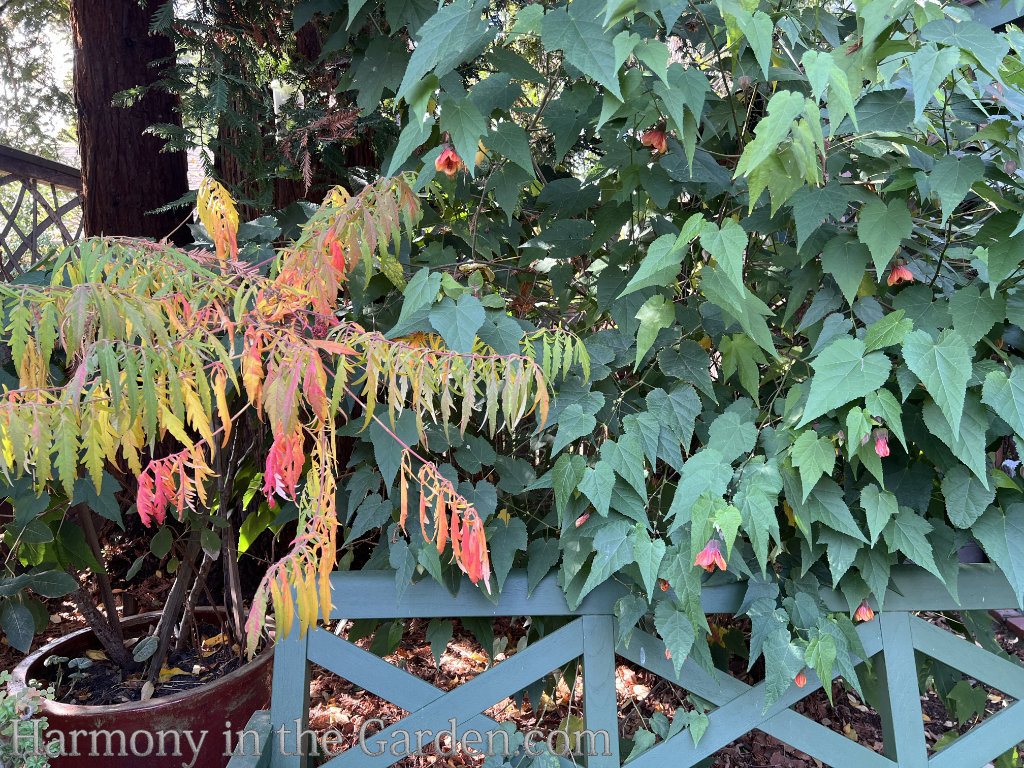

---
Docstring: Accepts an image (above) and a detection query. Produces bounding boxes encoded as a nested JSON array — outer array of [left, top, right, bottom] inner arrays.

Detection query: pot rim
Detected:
[[9, 608, 273, 716]]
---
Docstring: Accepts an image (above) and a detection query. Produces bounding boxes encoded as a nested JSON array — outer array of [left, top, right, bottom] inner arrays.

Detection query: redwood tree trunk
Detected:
[[69, 0, 188, 241]]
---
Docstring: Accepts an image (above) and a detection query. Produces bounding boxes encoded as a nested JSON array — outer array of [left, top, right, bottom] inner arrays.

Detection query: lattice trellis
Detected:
[[227, 565, 1024, 768], [0, 144, 82, 278]]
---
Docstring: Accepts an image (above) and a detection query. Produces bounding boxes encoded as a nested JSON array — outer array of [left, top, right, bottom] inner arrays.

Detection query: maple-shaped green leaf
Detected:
[[733, 457, 783, 575], [799, 478, 868, 543], [972, 503, 1024, 607], [699, 218, 748, 294], [603, 434, 647, 499], [552, 453, 586, 517], [982, 367, 1024, 438], [734, 90, 806, 178], [653, 64, 710, 137], [395, 0, 490, 103], [797, 336, 892, 427], [903, 329, 971, 436], [720, 333, 766, 402], [351, 36, 409, 112], [440, 96, 489, 173], [929, 154, 985, 223], [632, 524, 666, 601], [804, 633, 837, 694], [551, 404, 597, 454], [817, 528, 860, 587], [855, 548, 892, 610], [858, 198, 912, 278], [864, 310, 913, 352], [908, 42, 962, 120], [659, 341, 715, 400], [487, 121, 534, 174], [820, 235, 869, 307], [792, 183, 854, 251], [949, 284, 1005, 347], [654, 600, 695, 677], [860, 484, 898, 545], [864, 389, 907, 449], [701, 268, 777, 357], [922, 395, 989, 482], [707, 402, 757, 463], [527, 538, 561, 596], [387, 114, 435, 176], [801, 49, 857, 134], [763, 628, 806, 710], [575, 520, 635, 606], [486, 517, 527, 591], [620, 225, 699, 298], [646, 384, 701, 448], [425, 619, 453, 668], [635, 294, 675, 369], [791, 430, 836, 502], [882, 509, 941, 580], [578, 461, 616, 517], [429, 293, 485, 354], [541, 0, 623, 99], [941, 465, 995, 529], [920, 18, 1008, 77], [735, 9, 774, 79], [667, 449, 733, 529]]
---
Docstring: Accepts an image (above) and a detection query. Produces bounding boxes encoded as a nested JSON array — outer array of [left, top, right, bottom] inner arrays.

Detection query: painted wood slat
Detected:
[[257, 568, 1024, 767], [909, 615, 1024, 699], [623, 624, 892, 768], [580, 615, 621, 766], [327, 565, 1014, 621], [929, 700, 1024, 768], [875, 612, 929, 768], [269, 626, 312, 768], [320, 618, 585, 768], [622, 623, 891, 768], [226, 711, 273, 768]]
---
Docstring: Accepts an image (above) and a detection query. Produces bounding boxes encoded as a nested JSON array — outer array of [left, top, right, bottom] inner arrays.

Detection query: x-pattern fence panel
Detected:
[[234, 565, 1024, 768], [0, 144, 82, 277]]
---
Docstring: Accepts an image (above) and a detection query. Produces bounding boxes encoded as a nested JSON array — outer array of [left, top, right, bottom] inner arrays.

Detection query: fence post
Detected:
[[268, 619, 312, 768], [581, 614, 621, 767], [874, 612, 928, 768]]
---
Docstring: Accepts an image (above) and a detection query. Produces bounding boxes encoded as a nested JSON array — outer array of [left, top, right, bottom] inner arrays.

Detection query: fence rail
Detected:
[[232, 564, 1024, 768], [0, 144, 82, 277]]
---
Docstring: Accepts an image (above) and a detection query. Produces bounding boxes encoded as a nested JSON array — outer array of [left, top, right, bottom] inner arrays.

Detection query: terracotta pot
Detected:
[[9, 609, 273, 768]]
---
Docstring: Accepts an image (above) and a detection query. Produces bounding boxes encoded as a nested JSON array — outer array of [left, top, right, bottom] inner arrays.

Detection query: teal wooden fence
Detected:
[[229, 564, 1024, 768]]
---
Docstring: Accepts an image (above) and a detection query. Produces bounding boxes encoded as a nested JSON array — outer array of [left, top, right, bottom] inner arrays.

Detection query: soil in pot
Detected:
[[45, 617, 246, 706]]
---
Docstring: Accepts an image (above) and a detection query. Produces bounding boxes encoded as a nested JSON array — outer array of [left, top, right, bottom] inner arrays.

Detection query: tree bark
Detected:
[[69, 0, 188, 242]]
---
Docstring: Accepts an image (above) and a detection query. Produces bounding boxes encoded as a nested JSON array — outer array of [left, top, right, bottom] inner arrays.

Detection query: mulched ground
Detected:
[[3, 597, 1021, 767]]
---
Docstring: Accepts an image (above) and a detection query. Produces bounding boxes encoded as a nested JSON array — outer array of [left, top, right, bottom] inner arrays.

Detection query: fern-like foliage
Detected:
[[0, 176, 552, 654]]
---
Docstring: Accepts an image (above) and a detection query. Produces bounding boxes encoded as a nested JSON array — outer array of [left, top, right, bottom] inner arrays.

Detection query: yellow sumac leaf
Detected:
[[197, 177, 239, 263], [213, 369, 231, 448]]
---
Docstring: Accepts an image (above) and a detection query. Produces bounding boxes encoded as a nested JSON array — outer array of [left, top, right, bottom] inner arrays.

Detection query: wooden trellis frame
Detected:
[[228, 564, 1024, 768], [0, 143, 83, 278]]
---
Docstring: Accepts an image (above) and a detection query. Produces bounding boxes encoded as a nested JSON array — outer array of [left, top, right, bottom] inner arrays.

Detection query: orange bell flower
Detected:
[[855, 600, 875, 622], [435, 145, 466, 178], [694, 538, 727, 572], [886, 264, 914, 286], [641, 128, 668, 154]]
